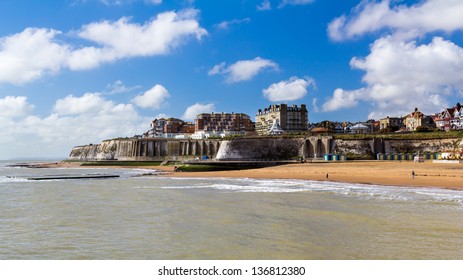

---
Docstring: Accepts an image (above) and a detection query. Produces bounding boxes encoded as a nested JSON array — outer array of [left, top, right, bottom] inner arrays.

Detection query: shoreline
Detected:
[[34, 160, 463, 191]]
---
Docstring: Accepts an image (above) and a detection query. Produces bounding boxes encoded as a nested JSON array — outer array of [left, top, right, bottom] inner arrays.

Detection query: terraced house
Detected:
[[435, 103, 463, 131]]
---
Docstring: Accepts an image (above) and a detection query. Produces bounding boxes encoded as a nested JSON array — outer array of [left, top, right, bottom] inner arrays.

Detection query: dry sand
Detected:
[[46, 160, 463, 191]]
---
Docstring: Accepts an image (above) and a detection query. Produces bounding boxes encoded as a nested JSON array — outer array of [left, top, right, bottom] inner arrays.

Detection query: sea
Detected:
[[1, 160, 463, 260]]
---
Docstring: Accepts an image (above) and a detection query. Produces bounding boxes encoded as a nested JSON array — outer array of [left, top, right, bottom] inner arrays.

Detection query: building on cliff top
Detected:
[[144, 118, 195, 138], [255, 104, 308, 135], [192, 112, 255, 139], [380, 116, 404, 132], [435, 103, 463, 131], [404, 108, 435, 131]]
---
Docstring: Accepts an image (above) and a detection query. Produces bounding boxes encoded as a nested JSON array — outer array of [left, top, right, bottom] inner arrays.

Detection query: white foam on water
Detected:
[[157, 177, 463, 206], [0, 176, 29, 183]]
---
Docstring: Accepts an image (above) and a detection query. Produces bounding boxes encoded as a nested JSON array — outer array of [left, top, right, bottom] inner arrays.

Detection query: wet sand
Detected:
[[44, 160, 463, 191]]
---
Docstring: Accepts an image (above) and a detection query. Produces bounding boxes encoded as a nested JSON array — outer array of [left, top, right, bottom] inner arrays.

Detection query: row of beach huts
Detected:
[[321, 152, 453, 162]]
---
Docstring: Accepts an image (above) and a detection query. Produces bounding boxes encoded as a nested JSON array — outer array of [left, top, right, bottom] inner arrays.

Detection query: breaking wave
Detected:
[[159, 177, 463, 206], [0, 176, 29, 183]]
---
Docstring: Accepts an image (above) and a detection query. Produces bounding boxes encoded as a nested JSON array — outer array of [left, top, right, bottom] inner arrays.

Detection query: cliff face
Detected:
[[69, 144, 102, 161], [385, 138, 458, 154], [332, 139, 376, 158], [69, 139, 134, 161]]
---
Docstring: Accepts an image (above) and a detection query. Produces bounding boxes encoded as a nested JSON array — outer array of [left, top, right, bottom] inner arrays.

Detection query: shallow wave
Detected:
[[0, 176, 29, 183], [159, 177, 463, 205]]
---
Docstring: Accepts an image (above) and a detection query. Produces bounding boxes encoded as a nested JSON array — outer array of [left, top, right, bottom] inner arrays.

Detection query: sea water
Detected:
[[1, 160, 463, 260]]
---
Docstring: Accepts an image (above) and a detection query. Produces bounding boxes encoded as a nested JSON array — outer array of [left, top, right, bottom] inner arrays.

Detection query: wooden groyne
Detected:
[[26, 174, 120, 180]]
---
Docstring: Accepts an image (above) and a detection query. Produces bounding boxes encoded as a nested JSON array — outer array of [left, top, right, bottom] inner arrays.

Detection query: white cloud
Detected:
[[215, 18, 251, 30], [104, 80, 141, 94], [207, 62, 226, 76], [322, 36, 463, 118], [0, 96, 35, 118], [209, 57, 278, 83], [146, 0, 162, 5], [311, 98, 319, 113], [100, 0, 126, 5], [54, 92, 122, 116], [76, 9, 207, 59], [0, 28, 70, 85], [257, 0, 271, 11], [328, 0, 463, 41], [131, 84, 170, 109], [0, 93, 150, 158], [278, 0, 314, 8], [0, 93, 148, 159], [99, 0, 162, 5], [262, 76, 315, 102], [181, 102, 215, 120], [322, 88, 365, 112], [153, 113, 169, 119], [0, 9, 207, 84]]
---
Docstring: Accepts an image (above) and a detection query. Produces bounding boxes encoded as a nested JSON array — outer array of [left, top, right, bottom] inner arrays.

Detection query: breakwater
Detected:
[[69, 136, 461, 161]]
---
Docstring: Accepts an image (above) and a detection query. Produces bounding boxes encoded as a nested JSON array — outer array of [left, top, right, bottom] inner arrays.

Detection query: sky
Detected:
[[1, 0, 463, 159]]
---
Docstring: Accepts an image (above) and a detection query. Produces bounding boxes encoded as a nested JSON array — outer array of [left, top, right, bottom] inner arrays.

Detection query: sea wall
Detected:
[[215, 137, 305, 160], [69, 136, 462, 161], [69, 138, 222, 161]]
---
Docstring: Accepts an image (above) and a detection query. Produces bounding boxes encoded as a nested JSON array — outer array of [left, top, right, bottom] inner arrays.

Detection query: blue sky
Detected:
[[1, 0, 463, 159]]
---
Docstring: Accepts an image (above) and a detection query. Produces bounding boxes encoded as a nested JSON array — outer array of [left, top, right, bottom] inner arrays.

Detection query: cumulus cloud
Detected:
[[209, 57, 278, 83], [0, 96, 35, 118], [328, 0, 463, 41], [0, 92, 149, 159], [0, 9, 207, 84], [54, 93, 113, 115], [322, 88, 366, 112], [76, 9, 207, 59], [181, 102, 215, 120], [325, 0, 463, 119], [0, 28, 70, 85], [322, 36, 463, 118], [262, 76, 315, 102], [131, 84, 170, 109]]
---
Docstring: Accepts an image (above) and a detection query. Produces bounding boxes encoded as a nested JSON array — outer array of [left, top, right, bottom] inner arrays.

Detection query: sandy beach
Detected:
[[45, 160, 463, 191]]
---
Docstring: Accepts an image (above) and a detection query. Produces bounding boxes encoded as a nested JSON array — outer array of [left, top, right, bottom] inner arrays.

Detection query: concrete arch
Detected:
[[305, 139, 313, 158], [305, 137, 332, 158], [208, 141, 215, 156]]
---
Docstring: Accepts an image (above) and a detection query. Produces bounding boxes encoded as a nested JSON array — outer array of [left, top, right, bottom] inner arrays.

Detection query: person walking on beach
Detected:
[[412, 170, 415, 179], [326, 173, 329, 179]]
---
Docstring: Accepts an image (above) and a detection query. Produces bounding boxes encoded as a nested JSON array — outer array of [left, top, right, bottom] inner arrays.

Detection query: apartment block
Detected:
[[255, 104, 308, 135], [193, 112, 255, 138]]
